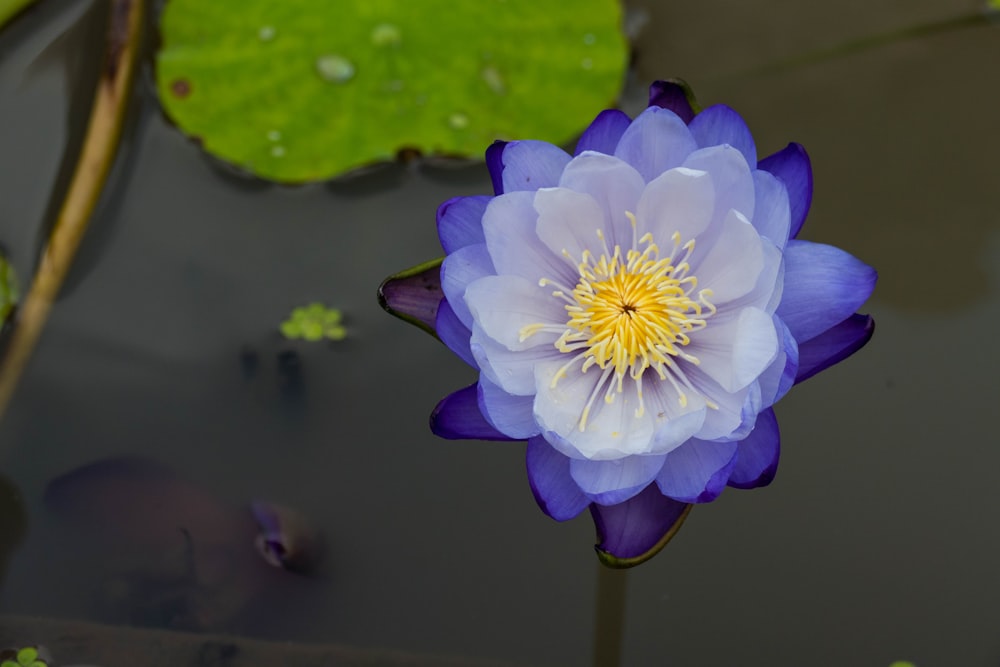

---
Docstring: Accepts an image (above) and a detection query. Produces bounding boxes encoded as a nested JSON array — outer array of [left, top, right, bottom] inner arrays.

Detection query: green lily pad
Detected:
[[155, 0, 627, 183]]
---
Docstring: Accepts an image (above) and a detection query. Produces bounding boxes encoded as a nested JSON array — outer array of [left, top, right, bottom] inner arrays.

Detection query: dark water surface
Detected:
[[1, 1, 998, 666]]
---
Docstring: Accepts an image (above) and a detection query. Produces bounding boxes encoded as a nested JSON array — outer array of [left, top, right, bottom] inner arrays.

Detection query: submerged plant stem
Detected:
[[0, 0, 40, 32], [592, 565, 627, 667], [0, 0, 144, 424]]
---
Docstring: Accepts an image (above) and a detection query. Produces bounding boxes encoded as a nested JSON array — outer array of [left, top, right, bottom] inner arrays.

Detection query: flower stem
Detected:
[[0, 0, 144, 424], [593, 564, 628, 667]]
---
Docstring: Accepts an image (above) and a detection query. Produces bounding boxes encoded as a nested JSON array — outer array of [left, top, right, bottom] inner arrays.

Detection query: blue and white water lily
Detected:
[[380, 80, 876, 566]]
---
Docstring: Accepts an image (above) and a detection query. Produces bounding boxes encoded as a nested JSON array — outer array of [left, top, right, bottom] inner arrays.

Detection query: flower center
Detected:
[[520, 212, 717, 431]]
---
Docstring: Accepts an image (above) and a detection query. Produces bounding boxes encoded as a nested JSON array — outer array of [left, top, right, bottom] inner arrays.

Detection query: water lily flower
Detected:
[[380, 80, 876, 567]]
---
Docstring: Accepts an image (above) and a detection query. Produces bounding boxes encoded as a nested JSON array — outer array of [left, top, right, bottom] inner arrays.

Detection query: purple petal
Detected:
[[757, 315, 799, 408], [688, 104, 757, 166], [654, 439, 739, 503], [437, 196, 490, 254], [575, 109, 632, 155], [590, 484, 692, 566], [497, 140, 572, 193], [430, 384, 515, 441], [435, 301, 476, 368], [477, 377, 539, 439], [751, 169, 791, 249], [647, 80, 696, 123], [614, 106, 698, 183], [440, 243, 494, 328], [758, 143, 812, 238], [377, 259, 444, 335], [526, 437, 590, 521], [795, 313, 875, 383], [777, 240, 877, 344], [727, 408, 780, 489], [485, 141, 507, 195], [569, 454, 668, 505]]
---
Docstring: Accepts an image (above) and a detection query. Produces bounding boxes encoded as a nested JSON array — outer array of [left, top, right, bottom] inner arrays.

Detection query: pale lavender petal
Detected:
[[534, 187, 608, 265], [614, 106, 698, 183], [758, 143, 812, 238], [647, 80, 696, 123], [777, 240, 877, 344], [682, 145, 755, 224], [437, 196, 491, 254], [795, 313, 875, 383], [635, 167, 715, 246], [575, 109, 632, 155], [636, 378, 708, 455], [377, 260, 443, 334], [526, 436, 590, 521], [690, 210, 764, 305], [655, 439, 738, 503], [687, 306, 778, 393], [688, 104, 757, 166], [570, 454, 667, 505], [751, 170, 791, 249], [440, 243, 495, 329], [591, 484, 692, 564], [486, 140, 507, 195], [435, 301, 476, 368], [431, 384, 515, 441], [482, 191, 578, 286], [470, 323, 561, 396], [728, 408, 780, 489], [557, 152, 645, 249], [683, 365, 750, 441], [756, 316, 798, 407], [465, 274, 564, 351], [478, 376, 540, 439], [499, 140, 572, 193]]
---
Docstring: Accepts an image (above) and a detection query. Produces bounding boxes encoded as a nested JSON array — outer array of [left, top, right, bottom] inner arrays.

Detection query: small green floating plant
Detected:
[[0, 646, 48, 667], [280, 303, 346, 342], [0, 253, 17, 326]]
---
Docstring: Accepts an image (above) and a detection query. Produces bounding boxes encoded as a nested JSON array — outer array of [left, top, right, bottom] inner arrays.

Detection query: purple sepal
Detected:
[[575, 109, 632, 156], [377, 259, 444, 336], [526, 437, 590, 521], [727, 408, 780, 489], [647, 80, 697, 123], [795, 313, 875, 383], [437, 196, 490, 254], [430, 383, 515, 441], [758, 143, 813, 239], [591, 484, 693, 568], [485, 140, 507, 195], [778, 240, 877, 344], [435, 301, 476, 368]]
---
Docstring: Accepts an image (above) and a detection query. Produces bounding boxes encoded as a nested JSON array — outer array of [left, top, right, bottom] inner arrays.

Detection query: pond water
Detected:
[[1, 1, 998, 666]]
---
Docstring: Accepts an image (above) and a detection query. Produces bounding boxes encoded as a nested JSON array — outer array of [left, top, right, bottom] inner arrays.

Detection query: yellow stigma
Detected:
[[521, 212, 717, 431]]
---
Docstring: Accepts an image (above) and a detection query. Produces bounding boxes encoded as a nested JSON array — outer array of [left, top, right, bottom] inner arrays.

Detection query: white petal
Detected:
[[682, 145, 755, 223], [642, 378, 708, 454], [465, 275, 565, 352], [752, 170, 791, 249], [691, 209, 764, 304], [635, 167, 715, 245], [534, 188, 608, 267], [686, 366, 752, 441], [557, 152, 645, 249], [471, 324, 560, 396], [482, 191, 577, 286], [569, 454, 667, 504], [614, 106, 698, 182], [687, 306, 779, 393]]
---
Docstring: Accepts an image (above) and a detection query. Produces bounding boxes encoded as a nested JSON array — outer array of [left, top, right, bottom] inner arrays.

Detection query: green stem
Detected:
[[0, 0, 40, 32], [0, 0, 145, 424], [593, 564, 628, 667]]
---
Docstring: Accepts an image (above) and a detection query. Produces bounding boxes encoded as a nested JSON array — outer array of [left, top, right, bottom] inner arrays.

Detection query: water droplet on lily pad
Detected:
[[315, 54, 355, 83], [581, 57, 593, 70], [481, 65, 505, 94], [271, 145, 286, 157], [371, 23, 402, 47], [266, 129, 282, 141], [448, 113, 469, 130], [583, 33, 596, 45], [258, 25, 276, 41]]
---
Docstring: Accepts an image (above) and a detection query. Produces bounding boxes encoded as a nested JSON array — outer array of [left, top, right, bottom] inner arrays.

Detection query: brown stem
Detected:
[[0, 0, 145, 423]]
